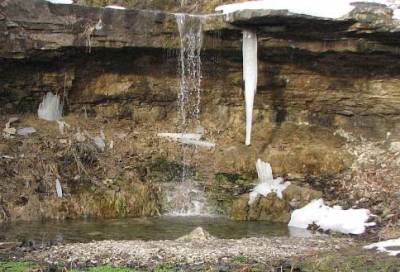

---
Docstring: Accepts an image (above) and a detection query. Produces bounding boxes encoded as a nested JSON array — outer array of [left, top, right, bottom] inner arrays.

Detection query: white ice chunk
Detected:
[[93, 130, 106, 151], [38, 92, 63, 122], [46, 0, 73, 4], [180, 139, 216, 149], [216, 0, 399, 19], [56, 178, 63, 198], [17, 127, 37, 136], [248, 159, 290, 204], [289, 199, 373, 234], [364, 238, 400, 256], [94, 136, 106, 151], [158, 133, 203, 141], [158, 132, 214, 148], [105, 5, 126, 10], [242, 30, 258, 146]]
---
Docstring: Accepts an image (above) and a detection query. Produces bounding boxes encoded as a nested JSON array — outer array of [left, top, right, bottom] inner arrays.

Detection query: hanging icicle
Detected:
[[242, 30, 258, 146]]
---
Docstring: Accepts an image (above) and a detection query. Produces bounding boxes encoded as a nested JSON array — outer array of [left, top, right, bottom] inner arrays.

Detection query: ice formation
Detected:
[[94, 130, 106, 151], [242, 30, 258, 146], [179, 139, 215, 149], [56, 179, 63, 198], [248, 159, 290, 204], [158, 133, 203, 141], [17, 127, 37, 136], [288, 199, 374, 234], [46, 0, 73, 4], [38, 92, 63, 122], [216, 0, 400, 19], [105, 5, 126, 10], [364, 238, 400, 256], [158, 133, 215, 148]]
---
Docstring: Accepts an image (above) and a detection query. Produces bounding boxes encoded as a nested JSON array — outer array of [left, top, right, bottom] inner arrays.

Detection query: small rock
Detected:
[[177, 227, 214, 242]]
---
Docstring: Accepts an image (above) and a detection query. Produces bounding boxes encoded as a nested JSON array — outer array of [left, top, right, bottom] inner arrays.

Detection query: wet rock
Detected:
[[230, 195, 250, 220], [248, 194, 290, 222], [283, 185, 322, 209]]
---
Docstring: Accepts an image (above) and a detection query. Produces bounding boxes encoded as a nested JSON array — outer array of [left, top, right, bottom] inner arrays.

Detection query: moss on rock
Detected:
[[229, 185, 321, 222]]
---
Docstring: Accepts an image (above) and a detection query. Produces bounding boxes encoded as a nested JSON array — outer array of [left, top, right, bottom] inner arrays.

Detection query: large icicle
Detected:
[[243, 30, 258, 146]]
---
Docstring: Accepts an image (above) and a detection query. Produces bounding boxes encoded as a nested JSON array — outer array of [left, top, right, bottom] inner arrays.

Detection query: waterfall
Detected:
[[242, 30, 258, 146], [176, 14, 203, 134], [165, 14, 208, 216]]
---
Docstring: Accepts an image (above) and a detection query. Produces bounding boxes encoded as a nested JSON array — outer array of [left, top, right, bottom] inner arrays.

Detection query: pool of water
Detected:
[[0, 216, 301, 244]]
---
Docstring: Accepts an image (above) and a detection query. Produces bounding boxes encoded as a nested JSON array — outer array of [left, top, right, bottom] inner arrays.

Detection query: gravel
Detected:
[[23, 234, 353, 268]]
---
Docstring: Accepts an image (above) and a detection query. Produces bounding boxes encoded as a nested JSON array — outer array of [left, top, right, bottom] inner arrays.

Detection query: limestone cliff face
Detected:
[[1, 0, 400, 221], [73, 0, 241, 13]]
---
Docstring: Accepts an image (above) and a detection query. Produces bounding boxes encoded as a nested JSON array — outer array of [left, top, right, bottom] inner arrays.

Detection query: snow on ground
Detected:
[[105, 5, 126, 10], [216, 0, 400, 19], [248, 159, 290, 204], [364, 238, 400, 256], [45, 0, 73, 4], [289, 199, 374, 234]]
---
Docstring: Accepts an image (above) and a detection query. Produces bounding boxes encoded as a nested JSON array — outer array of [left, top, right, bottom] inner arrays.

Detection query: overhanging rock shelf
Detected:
[[2, 0, 400, 58]]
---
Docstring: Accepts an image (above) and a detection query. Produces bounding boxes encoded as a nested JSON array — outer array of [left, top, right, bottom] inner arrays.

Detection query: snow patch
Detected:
[[364, 238, 400, 256], [288, 199, 373, 234], [243, 30, 258, 146], [248, 159, 290, 204], [216, 0, 400, 19], [38, 92, 63, 122]]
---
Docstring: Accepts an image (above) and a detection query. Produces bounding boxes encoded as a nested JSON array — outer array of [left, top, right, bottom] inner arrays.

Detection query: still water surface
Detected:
[[0, 216, 301, 244]]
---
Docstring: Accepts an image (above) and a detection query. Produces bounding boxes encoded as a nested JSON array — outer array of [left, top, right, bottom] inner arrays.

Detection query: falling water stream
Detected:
[[165, 14, 208, 216]]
